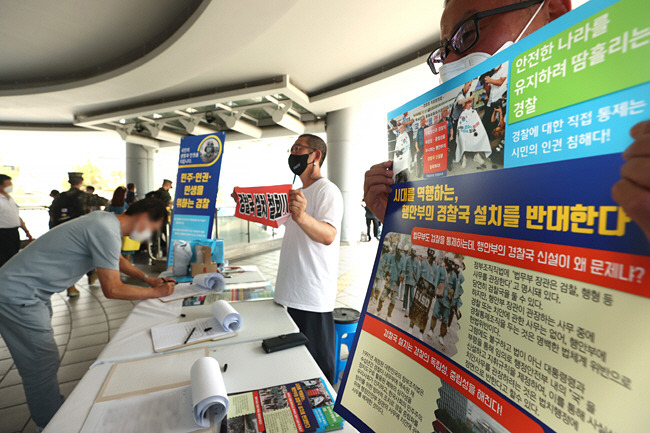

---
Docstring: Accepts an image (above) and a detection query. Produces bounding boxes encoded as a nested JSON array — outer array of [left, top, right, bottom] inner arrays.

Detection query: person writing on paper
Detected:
[[364, 0, 650, 242], [0, 197, 175, 430], [275, 134, 344, 384]]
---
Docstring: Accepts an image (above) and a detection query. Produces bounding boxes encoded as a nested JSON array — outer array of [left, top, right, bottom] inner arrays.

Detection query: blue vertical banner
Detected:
[[168, 132, 226, 263]]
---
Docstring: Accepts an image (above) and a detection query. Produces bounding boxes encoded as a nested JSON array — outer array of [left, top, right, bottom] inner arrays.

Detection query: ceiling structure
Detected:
[[0, 0, 445, 146]]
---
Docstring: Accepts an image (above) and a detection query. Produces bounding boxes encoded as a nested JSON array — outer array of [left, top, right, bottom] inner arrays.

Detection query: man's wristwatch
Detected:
[[141, 274, 149, 282]]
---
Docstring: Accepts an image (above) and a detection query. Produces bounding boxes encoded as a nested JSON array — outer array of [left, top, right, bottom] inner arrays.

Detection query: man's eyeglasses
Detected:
[[427, 0, 543, 75], [288, 143, 315, 154]]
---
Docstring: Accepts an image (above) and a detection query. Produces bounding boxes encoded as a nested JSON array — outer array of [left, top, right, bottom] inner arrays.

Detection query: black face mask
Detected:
[[288, 152, 313, 176]]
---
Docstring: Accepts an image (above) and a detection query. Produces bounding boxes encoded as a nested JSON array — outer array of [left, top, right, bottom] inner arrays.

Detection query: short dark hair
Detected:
[[299, 134, 327, 166], [0, 174, 11, 184], [86, 186, 95, 192], [50, 189, 60, 196], [124, 197, 168, 221], [127, 183, 135, 190]]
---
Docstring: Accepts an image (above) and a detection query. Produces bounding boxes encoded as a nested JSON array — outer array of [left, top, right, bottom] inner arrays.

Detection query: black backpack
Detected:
[[50, 190, 85, 227]]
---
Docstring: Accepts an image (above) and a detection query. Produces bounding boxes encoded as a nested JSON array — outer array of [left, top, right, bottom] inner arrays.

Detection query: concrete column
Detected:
[[326, 106, 386, 243], [125, 142, 154, 197]]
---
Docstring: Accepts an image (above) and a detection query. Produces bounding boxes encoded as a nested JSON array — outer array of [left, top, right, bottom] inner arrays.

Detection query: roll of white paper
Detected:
[[210, 300, 242, 331], [193, 273, 225, 292], [190, 357, 229, 428]]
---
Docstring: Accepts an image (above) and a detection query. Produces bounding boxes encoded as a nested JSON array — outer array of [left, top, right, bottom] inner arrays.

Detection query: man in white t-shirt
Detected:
[[393, 124, 412, 182], [486, 63, 508, 106], [275, 134, 344, 383]]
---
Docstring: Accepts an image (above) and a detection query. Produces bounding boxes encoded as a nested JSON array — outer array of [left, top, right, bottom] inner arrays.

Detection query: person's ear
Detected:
[[312, 150, 322, 166], [153, 219, 163, 231], [547, 0, 572, 22]]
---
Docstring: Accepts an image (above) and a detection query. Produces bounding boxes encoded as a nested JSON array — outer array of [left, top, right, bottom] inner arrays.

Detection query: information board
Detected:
[[168, 132, 225, 263], [335, 1, 650, 432]]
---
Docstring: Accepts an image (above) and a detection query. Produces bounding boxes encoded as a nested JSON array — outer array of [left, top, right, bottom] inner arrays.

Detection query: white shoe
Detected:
[[461, 155, 467, 169], [438, 335, 445, 346], [473, 153, 484, 164]]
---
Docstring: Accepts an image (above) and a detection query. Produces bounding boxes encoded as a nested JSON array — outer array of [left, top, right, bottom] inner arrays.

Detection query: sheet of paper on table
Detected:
[[151, 300, 242, 352], [158, 282, 213, 303], [81, 385, 213, 433], [82, 349, 228, 433], [223, 266, 266, 286], [159, 266, 268, 303]]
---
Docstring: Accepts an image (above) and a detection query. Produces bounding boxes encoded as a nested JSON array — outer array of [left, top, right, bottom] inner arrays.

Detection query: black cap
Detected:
[[68, 172, 84, 184]]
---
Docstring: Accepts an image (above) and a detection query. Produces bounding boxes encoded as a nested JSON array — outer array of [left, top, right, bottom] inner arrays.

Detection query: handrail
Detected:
[[17, 205, 50, 211]]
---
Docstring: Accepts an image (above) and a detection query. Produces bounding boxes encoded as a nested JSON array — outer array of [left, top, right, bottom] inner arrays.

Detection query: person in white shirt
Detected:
[[0, 174, 32, 267], [274, 134, 344, 384], [455, 99, 492, 168], [393, 123, 412, 182], [485, 63, 508, 107]]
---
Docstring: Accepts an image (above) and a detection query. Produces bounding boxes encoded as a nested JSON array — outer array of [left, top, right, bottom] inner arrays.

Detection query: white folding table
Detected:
[[44, 341, 358, 432], [94, 298, 299, 366]]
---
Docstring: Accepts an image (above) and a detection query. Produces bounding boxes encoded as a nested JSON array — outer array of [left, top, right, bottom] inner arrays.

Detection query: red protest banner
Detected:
[[234, 185, 292, 228]]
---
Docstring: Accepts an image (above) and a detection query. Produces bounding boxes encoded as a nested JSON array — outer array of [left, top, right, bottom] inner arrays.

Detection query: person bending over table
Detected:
[[363, 0, 650, 243], [0, 197, 175, 430]]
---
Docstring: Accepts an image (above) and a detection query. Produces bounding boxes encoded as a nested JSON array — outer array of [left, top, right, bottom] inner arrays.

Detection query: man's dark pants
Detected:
[[0, 227, 20, 267], [287, 307, 336, 384]]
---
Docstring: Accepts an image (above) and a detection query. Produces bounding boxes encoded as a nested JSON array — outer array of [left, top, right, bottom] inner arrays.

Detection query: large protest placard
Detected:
[[233, 184, 292, 228], [336, 0, 650, 432]]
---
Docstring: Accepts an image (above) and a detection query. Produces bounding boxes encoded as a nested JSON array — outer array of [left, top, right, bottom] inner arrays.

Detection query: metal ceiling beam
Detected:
[[74, 76, 291, 128], [160, 120, 325, 145], [264, 102, 305, 135], [139, 122, 186, 144], [216, 111, 262, 139]]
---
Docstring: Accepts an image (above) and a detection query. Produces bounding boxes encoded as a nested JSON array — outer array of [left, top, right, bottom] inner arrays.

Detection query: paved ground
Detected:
[[0, 240, 379, 433]]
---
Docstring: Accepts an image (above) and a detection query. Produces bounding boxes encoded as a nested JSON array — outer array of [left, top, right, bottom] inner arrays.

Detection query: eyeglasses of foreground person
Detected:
[[288, 143, 315, 154], [427, 0, 544, 74]]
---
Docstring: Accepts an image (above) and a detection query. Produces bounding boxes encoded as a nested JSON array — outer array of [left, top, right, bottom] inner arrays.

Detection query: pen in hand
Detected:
[[184, 327, 196, 345]]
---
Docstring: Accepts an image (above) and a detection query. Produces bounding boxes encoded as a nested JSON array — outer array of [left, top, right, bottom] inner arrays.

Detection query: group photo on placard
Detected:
[[368, 232, 466, 357]]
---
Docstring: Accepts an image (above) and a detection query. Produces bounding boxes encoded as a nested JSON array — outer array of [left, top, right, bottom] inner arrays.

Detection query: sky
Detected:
[[0, 130, 127, 205]]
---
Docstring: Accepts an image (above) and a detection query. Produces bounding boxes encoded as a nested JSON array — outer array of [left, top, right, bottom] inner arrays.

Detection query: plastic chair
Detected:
[[333, 308, 361, 384]]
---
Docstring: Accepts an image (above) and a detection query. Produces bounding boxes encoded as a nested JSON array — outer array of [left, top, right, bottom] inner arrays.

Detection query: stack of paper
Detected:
[[159, 266, 269, 303], [81, 349, 230, 433], [151, 300, 242, 352]]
